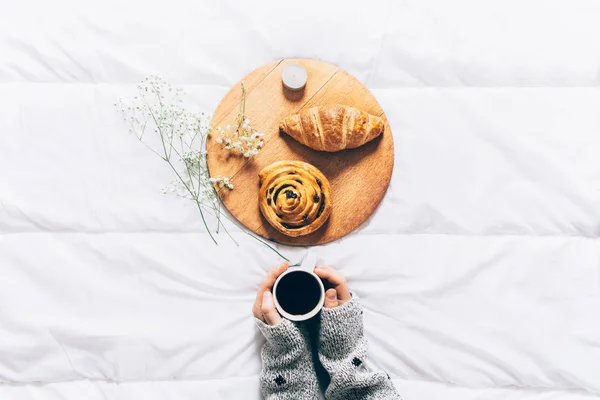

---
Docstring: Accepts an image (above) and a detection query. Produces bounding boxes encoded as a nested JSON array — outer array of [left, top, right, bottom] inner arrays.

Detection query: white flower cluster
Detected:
[[117, 75, 211, 144], [213, 83, 264, 158], [209, 176, 234, 190], [214, 120, 264, 158], [116, 74, 233, 209]]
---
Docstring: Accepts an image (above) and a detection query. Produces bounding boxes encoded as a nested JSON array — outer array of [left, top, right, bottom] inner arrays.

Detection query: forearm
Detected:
[[256, 318, 320, 400], [319, 297, 401, 400]]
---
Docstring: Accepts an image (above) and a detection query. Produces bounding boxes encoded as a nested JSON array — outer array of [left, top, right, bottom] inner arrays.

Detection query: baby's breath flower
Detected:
[[214, 83, 264, 158], [117, 74, 234, 230], [210, 176, 234, 190], [116, 75, 287, 260]]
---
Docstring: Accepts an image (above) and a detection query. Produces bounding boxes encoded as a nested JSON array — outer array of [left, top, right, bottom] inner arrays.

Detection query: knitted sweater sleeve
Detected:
[[255, 318, 320, 400], [318, 296, 401, 400]]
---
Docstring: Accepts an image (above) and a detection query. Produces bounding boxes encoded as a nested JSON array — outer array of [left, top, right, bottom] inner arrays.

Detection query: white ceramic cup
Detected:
[[273, 267, 325, 322]]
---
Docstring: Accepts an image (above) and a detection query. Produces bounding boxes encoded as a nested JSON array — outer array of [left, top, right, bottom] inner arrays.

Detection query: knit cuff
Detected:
[[321, 294, 362, 321], [319, 294, 364, 358], [255, 318, 306, 352]]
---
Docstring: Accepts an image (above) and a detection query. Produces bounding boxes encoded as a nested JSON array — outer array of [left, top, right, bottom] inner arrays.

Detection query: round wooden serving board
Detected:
[[207, 59, 394, 246]]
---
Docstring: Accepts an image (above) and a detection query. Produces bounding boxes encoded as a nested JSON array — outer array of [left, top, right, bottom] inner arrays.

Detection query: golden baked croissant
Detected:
[[279, 104, 384, 152], [258, 161, 332, 237]]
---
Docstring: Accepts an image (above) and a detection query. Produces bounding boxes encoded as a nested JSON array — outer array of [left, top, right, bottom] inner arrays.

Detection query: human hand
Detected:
[[252, 262, 288, 326], [313, 265, 352, 309]]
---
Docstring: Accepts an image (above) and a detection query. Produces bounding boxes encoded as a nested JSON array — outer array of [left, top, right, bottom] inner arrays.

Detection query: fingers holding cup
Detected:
[[314, 265, 352, 306], [324, 288, 339, 309], [252, 262, 289, 321], [261, 291, 282, 326]]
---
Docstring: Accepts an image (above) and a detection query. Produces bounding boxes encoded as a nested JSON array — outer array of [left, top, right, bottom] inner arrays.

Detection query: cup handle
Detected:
[[298, 248, 317, 272]]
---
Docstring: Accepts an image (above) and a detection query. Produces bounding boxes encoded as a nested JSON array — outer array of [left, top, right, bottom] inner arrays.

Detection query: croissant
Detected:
[[279, 104, 384, 152], [258, 161, 332, 237]]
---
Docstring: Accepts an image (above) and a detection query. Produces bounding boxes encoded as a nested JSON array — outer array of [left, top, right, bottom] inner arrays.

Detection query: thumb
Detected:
[[324, 288, 339, 308], [261, 291, 282, 326]]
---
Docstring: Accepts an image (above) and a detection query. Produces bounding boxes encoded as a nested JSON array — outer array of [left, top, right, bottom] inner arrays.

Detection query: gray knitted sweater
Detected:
[[255, 296, 401, 399]]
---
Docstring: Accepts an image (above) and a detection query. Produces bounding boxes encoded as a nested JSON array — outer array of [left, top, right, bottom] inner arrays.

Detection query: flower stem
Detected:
[[168, 161, 218, 245], [210, 208, 289, 262], [239, 82, 246, 127]]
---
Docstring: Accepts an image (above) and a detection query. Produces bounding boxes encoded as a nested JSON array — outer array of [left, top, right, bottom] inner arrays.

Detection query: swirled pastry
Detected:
[[279, 104, 384, 152], [259, 161, 331, 237]]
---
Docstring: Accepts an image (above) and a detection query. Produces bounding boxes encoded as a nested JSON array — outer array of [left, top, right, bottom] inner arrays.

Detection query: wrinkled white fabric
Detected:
[[1, 0, 600, 398]]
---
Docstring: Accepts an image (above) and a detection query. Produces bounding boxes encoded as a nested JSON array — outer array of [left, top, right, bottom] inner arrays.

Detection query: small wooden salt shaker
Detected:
[[282, 63, 307, 91]]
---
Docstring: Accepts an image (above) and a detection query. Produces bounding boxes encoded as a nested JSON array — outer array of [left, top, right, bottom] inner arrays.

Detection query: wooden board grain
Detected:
[[207, 59, 394, 246]]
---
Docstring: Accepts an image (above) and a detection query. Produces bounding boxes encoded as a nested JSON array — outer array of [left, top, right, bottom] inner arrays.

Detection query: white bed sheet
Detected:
[[1, 0, 600, 399]]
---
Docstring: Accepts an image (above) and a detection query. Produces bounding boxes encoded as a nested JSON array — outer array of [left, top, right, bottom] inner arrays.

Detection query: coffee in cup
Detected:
[[273, 268, 325, 321]]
